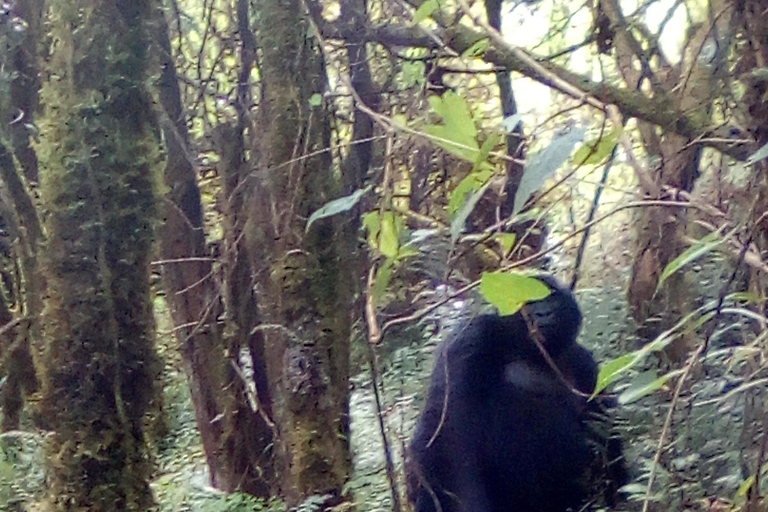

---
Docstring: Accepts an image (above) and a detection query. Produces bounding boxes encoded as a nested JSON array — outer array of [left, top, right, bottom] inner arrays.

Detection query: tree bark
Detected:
[[253, 0, 355, 505], [154, 5, 274, 496], [36, 1, 161, 509]]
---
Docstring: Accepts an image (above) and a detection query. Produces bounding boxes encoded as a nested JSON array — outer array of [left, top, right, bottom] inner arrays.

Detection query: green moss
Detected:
[[35, 1, 163, 510]]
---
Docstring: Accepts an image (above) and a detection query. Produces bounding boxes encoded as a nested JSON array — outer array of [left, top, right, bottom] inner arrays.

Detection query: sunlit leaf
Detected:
[[462, 38, 489, 58], [479, 272, 551, 316], [308, 93, 323, 107], [423, 92, 479, 162], [475, 132, 501, 170], [379, 212, 399, 258], [401, 61, 426, 88], [362, 211, 381, 249], [413, 0, 439, 23], [737, 476, 756, 498], [373, 258, 395, 304], [572, 127, 621, 165], [306, 185, 372, 232]]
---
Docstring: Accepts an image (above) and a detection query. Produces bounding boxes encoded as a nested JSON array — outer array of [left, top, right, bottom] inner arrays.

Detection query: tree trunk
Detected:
[[0, 0, 44, 434], [154, 6, 275, 496], [599, 0, 725, 356], [253, 0, 355, 505], [36, 1, 161, 509]]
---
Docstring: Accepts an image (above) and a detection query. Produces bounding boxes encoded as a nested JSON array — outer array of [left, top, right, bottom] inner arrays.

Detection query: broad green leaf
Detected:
[[308, 93, 323, 107], [618, 369, 683, 404], [462, 38, 490, 58], [306, 185, 372, 232], [451, 181, 491, 244], [657, 228, 727, 290], [413, 0, 439, 24], [379, 212, 400, 258], [436, 92, 477, 141], [513, 126, 586, 214], [448, 168, 493, 215], [572, 127, 621, 165], [424, 92, 479, 162], [423, 124, 480, 162], [479, 272, 551, 316]]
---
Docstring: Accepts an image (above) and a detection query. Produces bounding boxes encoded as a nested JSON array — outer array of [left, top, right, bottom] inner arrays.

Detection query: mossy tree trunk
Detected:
[[0, 0, 44, 434], [253, 0, 356, 505], [36, 0, 162, 509]]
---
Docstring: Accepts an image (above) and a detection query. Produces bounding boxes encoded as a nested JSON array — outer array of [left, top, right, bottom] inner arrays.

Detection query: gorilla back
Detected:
[[407, 276, 623, 512]]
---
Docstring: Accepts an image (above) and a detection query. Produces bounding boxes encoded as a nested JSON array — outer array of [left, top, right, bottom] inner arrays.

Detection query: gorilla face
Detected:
[[520, 275, 583, 359]]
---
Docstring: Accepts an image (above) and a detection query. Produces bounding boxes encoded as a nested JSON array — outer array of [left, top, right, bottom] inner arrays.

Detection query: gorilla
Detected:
[[407, 275, 627, 512]]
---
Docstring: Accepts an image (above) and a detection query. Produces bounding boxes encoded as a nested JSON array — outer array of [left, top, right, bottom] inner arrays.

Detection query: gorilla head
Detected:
[[520, 274, 582, 358]]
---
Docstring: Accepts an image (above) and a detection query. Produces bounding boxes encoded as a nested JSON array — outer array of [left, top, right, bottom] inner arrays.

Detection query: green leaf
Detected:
[[423, 124, 481, 162], [479, 272, 551, 316], [572, 127, 621, 165], [448, 168, 493, 215], [474, 132, 500, 170], [618, 369, 683, 404], [496, 233, 517, 255], [401, 61, 426, 88], [379, 212, 400, 258], [737, 475, 756, 498], [513, 126, 586, 214], [413, 0, 439, 24], [451, 181, 491, 244], [462, 38, 490, 58], [363, 211, 381, 249], [594, 352, 641, 395], [392, 114, 409, 128], [657, 228, 727, 290], [374, 258, 395, 304], [423, 92, 480, 162], [308, 93, 323, 107], [306, 185, 372, 232]]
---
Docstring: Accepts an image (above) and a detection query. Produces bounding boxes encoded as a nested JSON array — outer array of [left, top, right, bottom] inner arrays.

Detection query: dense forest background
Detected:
[[1, 0, 768, 511]]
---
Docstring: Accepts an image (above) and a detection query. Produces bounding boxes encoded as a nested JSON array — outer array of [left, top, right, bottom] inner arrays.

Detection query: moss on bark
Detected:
[[36, 1, 162, 510]]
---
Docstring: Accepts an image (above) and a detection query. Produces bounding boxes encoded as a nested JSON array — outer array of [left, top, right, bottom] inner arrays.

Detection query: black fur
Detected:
[[407, 276, 626, 512]]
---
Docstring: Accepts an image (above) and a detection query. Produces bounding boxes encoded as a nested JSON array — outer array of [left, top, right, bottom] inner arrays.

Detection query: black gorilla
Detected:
[[407, 275, 626, 512]]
